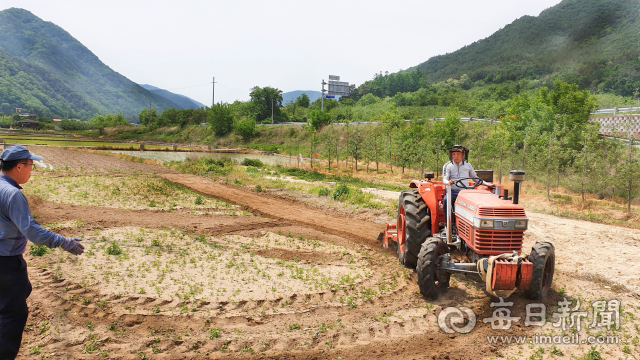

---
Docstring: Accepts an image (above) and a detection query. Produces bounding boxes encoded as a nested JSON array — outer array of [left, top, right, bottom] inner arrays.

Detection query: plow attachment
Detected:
[[377, 223, 397, 249]]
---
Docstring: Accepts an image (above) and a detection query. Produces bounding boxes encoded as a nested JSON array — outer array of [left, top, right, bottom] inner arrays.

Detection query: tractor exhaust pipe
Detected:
[[509, 170, 525, 205]]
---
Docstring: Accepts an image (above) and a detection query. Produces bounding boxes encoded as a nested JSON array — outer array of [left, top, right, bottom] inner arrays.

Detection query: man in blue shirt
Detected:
[[0, 145, 84, 360]]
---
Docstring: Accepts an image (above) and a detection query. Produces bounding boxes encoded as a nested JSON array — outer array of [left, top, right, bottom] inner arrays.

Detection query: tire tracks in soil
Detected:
[[158, 173, 382, 246]]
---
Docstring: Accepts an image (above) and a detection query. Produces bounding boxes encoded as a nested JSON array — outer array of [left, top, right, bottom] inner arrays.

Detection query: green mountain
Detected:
[[411, 0, 640, 96], [0, 8, 179, 118], [140, 84, 205, 109]]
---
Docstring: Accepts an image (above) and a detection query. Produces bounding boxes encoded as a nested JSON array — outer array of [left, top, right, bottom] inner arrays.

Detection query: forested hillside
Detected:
[[0, 48, 99, 118], [0, 8, 179, 118], [413, 0, 640, 96], [348, 0, 640, 103]]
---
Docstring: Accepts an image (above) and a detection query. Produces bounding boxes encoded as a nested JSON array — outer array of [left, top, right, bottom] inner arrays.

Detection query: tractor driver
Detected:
[[442, 145, 477, 220]]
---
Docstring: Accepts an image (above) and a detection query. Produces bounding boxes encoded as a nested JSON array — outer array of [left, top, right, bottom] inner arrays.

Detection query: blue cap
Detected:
[[1, 145, 43, 162]]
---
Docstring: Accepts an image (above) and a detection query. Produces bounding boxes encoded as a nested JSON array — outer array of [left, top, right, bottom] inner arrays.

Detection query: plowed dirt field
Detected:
[[13, 147, 640, 359]]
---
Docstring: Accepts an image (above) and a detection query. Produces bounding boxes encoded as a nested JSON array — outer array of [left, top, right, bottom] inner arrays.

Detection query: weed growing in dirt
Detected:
[[106, 241, 122, 255], [578, 346, 603, 360], [29, 244, 49, 257], [38, 320, 49, 335], [208, 327, 221, 339]]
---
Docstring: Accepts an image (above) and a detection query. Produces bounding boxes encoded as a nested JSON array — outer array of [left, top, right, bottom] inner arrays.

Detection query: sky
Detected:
[[1, 0, 563, 105]]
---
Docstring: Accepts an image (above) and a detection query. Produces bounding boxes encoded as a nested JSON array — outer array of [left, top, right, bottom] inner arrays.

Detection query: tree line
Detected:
[[282, 81, 639, 211]]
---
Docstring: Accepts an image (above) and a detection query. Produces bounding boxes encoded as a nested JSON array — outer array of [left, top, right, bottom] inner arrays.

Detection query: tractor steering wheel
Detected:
[[454, 177, 484, 189]]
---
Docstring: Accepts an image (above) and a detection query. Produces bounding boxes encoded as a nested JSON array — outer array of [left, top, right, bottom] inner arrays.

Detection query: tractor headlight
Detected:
[[514, 220, 528, 229], [473, 218, 494, 228]]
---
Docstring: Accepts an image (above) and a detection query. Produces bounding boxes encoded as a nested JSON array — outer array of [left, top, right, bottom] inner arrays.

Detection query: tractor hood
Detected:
[[455, 189, 528, 230], [455, 190, 526, 216]]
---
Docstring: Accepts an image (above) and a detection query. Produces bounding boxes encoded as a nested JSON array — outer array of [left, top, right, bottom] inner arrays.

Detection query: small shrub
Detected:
[[194, 195, 204, 205], [29, 244, 49, 257], [317, 187, 330, 196], [241, 158, 264, 167], [255, 185, 262, 192], [332, 184, 350, 200], [234, 118, 257, 140]]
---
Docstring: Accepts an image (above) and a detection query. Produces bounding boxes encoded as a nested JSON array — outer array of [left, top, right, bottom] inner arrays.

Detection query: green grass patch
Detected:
[[240, 158, 264, 167], [274, 166, 405, 191], [168, 157, 234, 175], [550, 193, 573, 203], [244, 143, 282, 153]]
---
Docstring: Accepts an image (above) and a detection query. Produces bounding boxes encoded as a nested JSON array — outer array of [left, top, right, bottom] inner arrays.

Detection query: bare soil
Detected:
[[14, 148, 640, 359], [26, 145, 175, 173]]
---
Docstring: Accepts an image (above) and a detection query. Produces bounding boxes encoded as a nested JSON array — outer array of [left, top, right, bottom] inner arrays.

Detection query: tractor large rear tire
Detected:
[[397, 190, 431, 269], [525, 242, 555, 300], [417, 237, 450, 299]]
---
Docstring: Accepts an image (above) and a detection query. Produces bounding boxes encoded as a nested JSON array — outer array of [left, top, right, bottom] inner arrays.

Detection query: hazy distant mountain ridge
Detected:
[[411, 0, 640, 96], [0, 8, 179, 118], [140, 84, 205, 109]]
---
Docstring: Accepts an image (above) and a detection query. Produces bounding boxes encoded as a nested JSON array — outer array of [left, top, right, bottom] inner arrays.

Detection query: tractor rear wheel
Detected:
[[396, 190, 431, 268], [416, 237, 450, 299], [525, 242, 555, 300]]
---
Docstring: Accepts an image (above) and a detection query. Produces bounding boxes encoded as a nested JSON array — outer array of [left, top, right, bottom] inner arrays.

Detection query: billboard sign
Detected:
[[329, 75, 340, 81], [328, 80, 350, 96]]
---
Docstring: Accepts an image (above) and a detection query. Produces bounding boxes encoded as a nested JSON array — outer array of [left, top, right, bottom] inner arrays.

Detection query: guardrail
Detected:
[[591, 107, 640, 115]]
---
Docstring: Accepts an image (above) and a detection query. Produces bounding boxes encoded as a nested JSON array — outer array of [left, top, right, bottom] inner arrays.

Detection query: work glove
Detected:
[[60, 237, 84, 255]]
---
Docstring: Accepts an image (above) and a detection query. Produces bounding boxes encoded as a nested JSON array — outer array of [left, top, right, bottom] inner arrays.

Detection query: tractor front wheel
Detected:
[[416, 237, 450, 299], [396, 190, 431, 269], [525, 242, 555, 300]]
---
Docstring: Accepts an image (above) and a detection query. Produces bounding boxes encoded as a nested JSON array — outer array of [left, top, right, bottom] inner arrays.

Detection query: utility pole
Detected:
[[149, 100, 151, 112], [212, 77, 217, 106], [321, 79, 327, 111], [271, 98, 274, 125]]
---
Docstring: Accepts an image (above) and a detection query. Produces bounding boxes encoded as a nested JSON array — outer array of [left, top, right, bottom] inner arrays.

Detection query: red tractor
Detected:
[[379, 170, 555, 300]]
